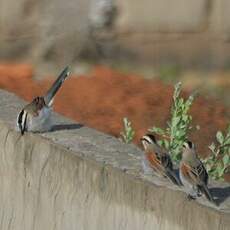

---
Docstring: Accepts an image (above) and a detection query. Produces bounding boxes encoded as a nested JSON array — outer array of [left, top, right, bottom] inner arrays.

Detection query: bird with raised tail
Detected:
[[16, 66, 70, 135], [140, 134, 182, 186], [180, 140, 216, 204]]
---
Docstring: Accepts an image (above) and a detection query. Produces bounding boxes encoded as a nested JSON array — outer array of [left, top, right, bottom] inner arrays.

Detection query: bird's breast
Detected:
[[180, 163, 191, 177]]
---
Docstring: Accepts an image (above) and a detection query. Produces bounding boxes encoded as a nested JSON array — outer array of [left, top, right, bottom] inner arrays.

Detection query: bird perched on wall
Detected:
[[140, 134, 181, 186], [16, 66, 70, 135], [180, 140, 215, 204]]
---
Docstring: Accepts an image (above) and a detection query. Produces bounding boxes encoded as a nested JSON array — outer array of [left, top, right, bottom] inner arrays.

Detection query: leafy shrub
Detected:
[[120, 117, 135, 144], [203, 125, 230, 180], [120, 82, 229, 181], [149, 82, 197, 162]]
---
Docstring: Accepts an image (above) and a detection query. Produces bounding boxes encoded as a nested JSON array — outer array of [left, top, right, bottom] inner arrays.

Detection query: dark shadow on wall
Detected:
[[210, 186, 230, 205], [50, 123, 84, 132]]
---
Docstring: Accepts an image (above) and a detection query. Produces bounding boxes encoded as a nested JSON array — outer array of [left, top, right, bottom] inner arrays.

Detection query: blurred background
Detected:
[[0, 0, 229, 158]]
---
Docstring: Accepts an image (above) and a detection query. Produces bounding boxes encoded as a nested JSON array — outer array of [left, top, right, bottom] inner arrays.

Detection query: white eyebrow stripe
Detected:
[[21, 110, 28, 131], [142, 135, 154, 144], [183, 142, 189, 148], [183, 141, 195, 149]]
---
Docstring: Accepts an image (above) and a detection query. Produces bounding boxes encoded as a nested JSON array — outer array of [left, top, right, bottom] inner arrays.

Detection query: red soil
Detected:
[[0, 64, 229, 161]]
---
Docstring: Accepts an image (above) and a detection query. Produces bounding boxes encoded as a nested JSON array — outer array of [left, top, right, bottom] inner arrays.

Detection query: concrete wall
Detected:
[[114, 0, 230, 67], [116, 0, 209, 32], [1, 0, 230, 67], [0, 89, 229, 229], [0, 0, 91, 66]]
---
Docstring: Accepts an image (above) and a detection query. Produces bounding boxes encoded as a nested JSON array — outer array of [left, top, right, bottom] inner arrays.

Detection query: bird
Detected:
[[140, 134, 181, 186], [16, 66, 70, 135], [179, 140, 215, 204]]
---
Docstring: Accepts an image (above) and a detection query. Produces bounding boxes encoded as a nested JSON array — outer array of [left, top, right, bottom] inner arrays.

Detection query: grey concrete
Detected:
[[2, 0, 230, 68], [0, 0, 115, 67], [211, 0, 230, 37], [0, 0, 93, 67], [116, 0, 208, 32], [0, 89, 229, 230]]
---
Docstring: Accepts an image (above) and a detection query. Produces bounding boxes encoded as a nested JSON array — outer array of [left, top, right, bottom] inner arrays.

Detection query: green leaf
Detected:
[[149, 127, 166, 136], [227, 124, 230, 133], [172, 117, 180, 127], [120, 117, 135, 144], [157, 140, 164, 146], [163, 140, 170, 149], [182, 115, 188, 122], [173, 83, 182, 106], [208, 143, 216, 153], [216, 131, 224, 144], [205, 164, 211, 172], [223, 155, 230, 167], [149, 82, 197, 166]]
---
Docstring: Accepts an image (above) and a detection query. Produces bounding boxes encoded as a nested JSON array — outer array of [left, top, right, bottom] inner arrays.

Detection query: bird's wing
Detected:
[[197, 183, 215, 203], [180, 162, 201, 185], [146, 150, 166, 175], [198, 160, 209, 185], [165, 168, 182, 186], [160, 154, 173, 169]]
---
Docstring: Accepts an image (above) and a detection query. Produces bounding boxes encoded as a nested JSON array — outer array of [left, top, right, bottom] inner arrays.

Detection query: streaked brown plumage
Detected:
[[180, 140, 216, 204], [141, 134, 181, 186]]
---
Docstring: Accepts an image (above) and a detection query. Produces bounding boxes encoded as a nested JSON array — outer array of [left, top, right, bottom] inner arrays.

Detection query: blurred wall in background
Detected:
[[0, 0, 230, 69]]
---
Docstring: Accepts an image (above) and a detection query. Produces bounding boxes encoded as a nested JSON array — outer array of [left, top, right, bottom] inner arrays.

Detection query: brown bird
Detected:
[[140, 134, 181, 186], [180, 140, 215, 204]]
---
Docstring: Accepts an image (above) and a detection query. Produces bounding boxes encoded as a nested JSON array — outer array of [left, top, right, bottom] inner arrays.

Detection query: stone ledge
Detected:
[[0, 89, 229, 230]]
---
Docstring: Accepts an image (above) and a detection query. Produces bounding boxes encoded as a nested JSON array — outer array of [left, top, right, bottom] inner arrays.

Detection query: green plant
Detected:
[[149, 82, 197, 163], [120, 117, 135, 144], [203, 125, 230, 180]]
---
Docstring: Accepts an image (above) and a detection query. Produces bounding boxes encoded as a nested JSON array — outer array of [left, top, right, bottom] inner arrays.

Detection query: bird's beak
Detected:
[[20, 129, 24, 135], [19, 125, 25, 135]]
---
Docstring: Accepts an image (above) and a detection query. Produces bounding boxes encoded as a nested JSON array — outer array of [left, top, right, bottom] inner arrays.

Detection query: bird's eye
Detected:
[[183, 141, 194, 149], [183, 143, 189, 149], [187, 141, 193, 149], [147, 134, 156, 143], [33, 97, 39, 104]]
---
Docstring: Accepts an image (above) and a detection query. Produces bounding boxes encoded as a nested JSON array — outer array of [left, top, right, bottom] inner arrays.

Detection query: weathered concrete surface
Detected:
[[2, 0, 230, 68], [116, 0, 208, 32], [211, 0, 230, 38], [0, 89, 229, 230], [0, 0, 91, 64]]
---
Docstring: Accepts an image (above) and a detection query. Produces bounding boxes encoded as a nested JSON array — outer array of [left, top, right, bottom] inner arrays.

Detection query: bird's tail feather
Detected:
[[165, 169, 182, 186], [44, 66, 70, 106], [199, 184, 216, 205]]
